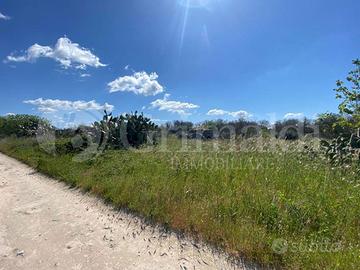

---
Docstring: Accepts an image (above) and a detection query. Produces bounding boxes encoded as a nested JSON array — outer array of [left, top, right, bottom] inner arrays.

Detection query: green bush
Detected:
[[321, 134, 360, 166], [94, 111, 158, 149], [0, 114, 51, 138], [316, 113, 353, 139]]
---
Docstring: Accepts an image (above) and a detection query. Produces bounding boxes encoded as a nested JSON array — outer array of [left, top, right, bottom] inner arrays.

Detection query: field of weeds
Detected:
[[1, 136, 359, 269]]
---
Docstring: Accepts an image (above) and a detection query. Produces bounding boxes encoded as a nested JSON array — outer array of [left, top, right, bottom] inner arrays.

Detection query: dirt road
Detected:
[[0, 153, 249, 270]]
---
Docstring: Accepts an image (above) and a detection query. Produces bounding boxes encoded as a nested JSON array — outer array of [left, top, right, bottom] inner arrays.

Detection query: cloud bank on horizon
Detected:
[[24, 98, 114, 113], [284, 112, 305, 120], [207, 109, 253, 119]]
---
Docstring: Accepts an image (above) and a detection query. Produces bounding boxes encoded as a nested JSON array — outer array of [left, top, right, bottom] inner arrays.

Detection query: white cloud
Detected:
[[108, 71, 164, 96], [141, 113, 167, 124], [150, 94, 199, 116], [6, 37, 106, 69], [284, 113, 304, 120], [24, 98, 114, 113], [0, 12, 10, 20], [207, 109, 228, 116], [5, 113, 15, 116], [229, 111, 252, 119], [80, 73, 91, 78], [207, 108, 252, 119], [151, 119, 168, 123], [38, 107, 57, 113]]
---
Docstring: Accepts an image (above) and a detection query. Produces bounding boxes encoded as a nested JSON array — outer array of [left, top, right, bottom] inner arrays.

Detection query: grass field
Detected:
[[1, 136, 359, 269]]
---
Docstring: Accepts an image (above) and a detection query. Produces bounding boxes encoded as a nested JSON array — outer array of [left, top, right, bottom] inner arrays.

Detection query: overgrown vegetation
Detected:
[[93, 111, 158, 149], [321, 59, 360, 166], [0, 114, 50, 138], [334, 59, 360, 136], [1, 136, 359, 269], [1, 60, 360, 269]]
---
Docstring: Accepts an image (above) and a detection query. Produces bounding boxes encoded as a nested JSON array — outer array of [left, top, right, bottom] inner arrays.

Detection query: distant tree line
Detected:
[[162, 113, 354, 141], [0, 112, 355, 141]]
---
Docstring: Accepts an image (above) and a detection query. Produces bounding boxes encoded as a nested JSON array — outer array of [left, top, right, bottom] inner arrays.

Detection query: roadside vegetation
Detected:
[[1, 60, 360, 269]]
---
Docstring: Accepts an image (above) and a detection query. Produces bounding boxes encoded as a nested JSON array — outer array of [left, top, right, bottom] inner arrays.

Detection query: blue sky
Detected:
[[1, 0, 359, 126]]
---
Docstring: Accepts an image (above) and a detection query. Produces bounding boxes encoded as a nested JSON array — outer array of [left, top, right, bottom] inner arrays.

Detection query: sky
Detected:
[[1, 0, 360, 126]]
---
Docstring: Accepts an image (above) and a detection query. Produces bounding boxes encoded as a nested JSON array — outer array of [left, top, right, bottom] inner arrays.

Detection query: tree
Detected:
[[0, 114, 51, 138], [334, 59, 360, 136], [315, 113, 352, 139]]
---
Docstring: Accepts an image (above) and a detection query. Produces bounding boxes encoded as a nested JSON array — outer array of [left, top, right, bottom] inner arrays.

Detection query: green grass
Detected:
[[1, 137, 360, 269]]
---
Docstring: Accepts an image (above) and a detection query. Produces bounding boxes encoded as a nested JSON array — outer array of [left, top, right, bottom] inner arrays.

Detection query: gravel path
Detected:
[[0, 153, 250, 270]]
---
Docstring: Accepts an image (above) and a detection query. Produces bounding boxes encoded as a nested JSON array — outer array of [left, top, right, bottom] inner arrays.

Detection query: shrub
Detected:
[[316, 113, 353, 139], [321, 134, 360, 166], [93, 111, 158, 149], [0, 114, 51, 138], [334, 59, 360, 136]]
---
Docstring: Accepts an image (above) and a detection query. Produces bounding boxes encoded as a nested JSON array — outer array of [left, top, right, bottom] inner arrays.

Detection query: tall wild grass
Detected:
[[0, 136, 359, 269]]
